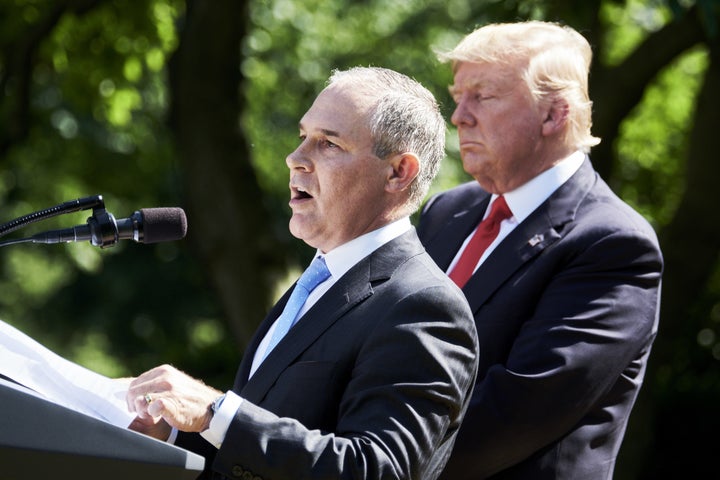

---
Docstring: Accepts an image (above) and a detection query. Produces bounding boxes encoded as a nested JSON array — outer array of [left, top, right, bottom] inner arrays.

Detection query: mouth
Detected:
[[291, 185, 313, 201], [458, 139, 484, 151], [457, 135, 480, 146]]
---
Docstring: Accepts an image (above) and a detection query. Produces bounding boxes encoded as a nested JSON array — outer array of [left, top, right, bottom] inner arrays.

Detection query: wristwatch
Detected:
[[211, 393, 226, 415]]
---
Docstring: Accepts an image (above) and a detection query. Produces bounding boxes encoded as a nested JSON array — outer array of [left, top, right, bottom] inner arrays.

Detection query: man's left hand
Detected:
[[126, 364, 222, 433]]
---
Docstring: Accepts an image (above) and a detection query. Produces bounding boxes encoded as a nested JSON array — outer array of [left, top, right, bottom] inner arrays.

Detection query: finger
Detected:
[[128, 414, 157, 430], [126, 367, 168, 411], [133, 394, 148, 416], [147, 396, 167, 418], [126, 377, 149, 412], [131, 391, 158, 417], [128, 415, 172, 441]]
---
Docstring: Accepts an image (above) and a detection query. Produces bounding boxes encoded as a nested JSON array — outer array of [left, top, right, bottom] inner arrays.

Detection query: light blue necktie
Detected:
[[262, 256, 331, 361]]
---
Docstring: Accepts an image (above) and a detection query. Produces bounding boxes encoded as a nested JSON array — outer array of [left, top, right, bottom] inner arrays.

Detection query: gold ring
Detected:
[[144, 393, 153, 404]]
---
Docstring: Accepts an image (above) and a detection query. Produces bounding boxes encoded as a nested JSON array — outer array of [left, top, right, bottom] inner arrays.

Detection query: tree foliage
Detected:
[[1, 0, 719, 476]]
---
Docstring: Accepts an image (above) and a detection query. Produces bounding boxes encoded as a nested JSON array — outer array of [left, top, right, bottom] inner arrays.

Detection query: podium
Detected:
[[0, 379, 205, 479]]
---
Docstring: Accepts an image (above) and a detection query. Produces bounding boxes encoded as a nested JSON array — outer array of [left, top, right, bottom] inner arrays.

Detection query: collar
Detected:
[[501, 151, 585, 222], [315, 217, 412, 280]]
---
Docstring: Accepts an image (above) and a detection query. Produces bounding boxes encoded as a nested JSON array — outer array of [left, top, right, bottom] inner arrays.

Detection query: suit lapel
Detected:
[[233, 295, 288, 390], [462, 159, 597, 312], [462, 211, 561, 309], [424, 196, 489, 271], [238, 230, 423, 403]]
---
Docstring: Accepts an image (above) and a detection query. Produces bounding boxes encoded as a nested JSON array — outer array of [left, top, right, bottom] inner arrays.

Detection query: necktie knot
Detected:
[[485, 196, 512, 227], [297, 256, 331, 292], [261, 256, 331, 362]]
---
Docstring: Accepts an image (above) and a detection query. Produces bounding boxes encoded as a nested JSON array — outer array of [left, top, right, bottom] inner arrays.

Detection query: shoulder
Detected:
[[417, 181, 487, 240], [544, 160, 659, 246], [388, 248, 473, 321], [371, 249, 478, 353], [577, 176, 659, 244], [422, 181, 485, 215], [547, 174, 663, 276]]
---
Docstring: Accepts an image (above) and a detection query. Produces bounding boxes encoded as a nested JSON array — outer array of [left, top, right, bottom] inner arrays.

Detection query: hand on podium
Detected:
[[126, 364, 223, 440]]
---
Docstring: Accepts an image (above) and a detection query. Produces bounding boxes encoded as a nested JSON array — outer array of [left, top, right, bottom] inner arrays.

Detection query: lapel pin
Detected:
[[528, 234, 544, 247]]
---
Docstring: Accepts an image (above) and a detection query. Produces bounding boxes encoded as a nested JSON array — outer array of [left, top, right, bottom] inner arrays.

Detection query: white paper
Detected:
[[0, 319, 135, 428]]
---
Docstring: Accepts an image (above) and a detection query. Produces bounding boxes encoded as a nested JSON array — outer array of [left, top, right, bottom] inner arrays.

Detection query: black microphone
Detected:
[[30, 208, 188, 248]]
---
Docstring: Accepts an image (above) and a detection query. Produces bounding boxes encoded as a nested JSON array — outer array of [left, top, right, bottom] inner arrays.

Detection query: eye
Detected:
[[296, 131, 343, 152], [472, 88, 495, 101], [452, 90, 491, 105]]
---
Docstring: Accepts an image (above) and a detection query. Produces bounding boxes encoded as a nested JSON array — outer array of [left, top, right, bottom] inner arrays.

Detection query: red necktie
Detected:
[[449, 196, 512, 288]]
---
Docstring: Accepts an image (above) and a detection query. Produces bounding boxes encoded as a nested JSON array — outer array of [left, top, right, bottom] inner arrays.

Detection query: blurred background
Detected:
[[1, 0, 718, 477]]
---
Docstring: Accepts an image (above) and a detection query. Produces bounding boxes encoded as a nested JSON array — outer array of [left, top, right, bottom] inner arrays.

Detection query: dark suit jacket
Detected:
[[177, 229, 479, 480], [417, 159, 663, 479]]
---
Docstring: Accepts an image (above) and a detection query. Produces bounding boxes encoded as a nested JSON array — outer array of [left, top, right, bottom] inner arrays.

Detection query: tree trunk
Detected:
[[619, 34, 720, 480], [169, 0, 291, 350]]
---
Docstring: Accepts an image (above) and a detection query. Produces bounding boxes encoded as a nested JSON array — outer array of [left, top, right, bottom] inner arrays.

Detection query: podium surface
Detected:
[[0, 379, 204, 479]]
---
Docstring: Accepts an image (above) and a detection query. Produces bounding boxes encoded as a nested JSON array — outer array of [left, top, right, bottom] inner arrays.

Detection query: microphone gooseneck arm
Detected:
[[0, 195, 105, 239]]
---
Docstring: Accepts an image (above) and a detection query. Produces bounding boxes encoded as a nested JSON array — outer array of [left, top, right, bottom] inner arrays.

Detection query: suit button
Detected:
[[231, 465, 244, 478], [242, 472, 254, 480]]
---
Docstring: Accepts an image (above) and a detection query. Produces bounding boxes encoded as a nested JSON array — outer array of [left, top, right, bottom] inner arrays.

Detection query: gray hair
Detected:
[[327, 67, 446, 213]]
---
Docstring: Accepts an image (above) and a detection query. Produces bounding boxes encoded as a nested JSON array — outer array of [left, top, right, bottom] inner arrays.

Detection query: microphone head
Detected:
[[138, 208, 188, 244]]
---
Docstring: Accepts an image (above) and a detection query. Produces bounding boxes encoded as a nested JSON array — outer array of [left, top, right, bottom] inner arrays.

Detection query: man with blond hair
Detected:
[[418, 21, 663, 479]]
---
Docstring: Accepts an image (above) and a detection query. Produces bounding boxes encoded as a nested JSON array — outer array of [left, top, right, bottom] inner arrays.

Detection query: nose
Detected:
[[286, 143, 311, 171], [450, 97, 474, 128]]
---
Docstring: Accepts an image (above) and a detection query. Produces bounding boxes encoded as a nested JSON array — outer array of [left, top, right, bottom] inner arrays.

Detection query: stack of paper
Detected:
[[0, 319, 135, 428]]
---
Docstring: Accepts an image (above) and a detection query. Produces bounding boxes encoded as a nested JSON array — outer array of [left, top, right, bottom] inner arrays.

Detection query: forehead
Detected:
[[450, 61, 521, 93], [300, 85, 371, 133]]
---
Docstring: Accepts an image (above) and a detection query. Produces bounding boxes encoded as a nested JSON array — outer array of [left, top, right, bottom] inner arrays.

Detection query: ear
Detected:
[[541, 98, 569, 137], [385, 152, 420, 194]]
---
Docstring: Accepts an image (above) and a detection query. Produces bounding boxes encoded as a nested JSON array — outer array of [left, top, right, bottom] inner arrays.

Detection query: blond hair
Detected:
[[440, 21, 601, 152]]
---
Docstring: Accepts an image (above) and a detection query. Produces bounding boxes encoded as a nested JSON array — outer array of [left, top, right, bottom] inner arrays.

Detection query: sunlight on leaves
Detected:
[[123, 56, 144, 82], [71, 331, 130, 377], [6, 249, 73, 300], [616, 48, 708, 224], [189, 318, 224, 350], [106, 88, 143, 126], [601, 0, 672, 65]]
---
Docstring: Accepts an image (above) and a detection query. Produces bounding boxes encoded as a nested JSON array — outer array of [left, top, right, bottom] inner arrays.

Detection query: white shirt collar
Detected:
[[501, 151, 585, 222], [315, 217, 412, 280]]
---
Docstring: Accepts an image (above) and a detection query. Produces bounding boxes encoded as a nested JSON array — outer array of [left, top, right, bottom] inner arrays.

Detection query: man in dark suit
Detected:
[[416, 21, 663, 479], [125, 66, 479, 480]]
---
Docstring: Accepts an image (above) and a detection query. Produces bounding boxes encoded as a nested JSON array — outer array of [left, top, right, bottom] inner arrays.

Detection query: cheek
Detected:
[[493, 109, 540, 145], [331, 174, 382, 216]]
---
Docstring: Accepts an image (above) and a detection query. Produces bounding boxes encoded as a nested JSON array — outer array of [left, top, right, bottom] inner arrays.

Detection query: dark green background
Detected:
[[1, 0, 719, 477]]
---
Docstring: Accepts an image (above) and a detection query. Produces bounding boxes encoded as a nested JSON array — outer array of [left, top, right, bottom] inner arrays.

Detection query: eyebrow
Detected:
[[321, 128, 341, 138], [298, 123, 342, 138], [449, 79, 484, 95]]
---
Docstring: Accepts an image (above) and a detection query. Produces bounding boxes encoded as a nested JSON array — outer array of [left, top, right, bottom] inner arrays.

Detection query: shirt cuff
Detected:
[[200, 391, 243, 449]]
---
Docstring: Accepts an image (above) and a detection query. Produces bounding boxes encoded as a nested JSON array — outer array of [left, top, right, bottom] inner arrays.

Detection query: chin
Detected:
[[288, 218, 304, 239], [288, 221, 316, 247]]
